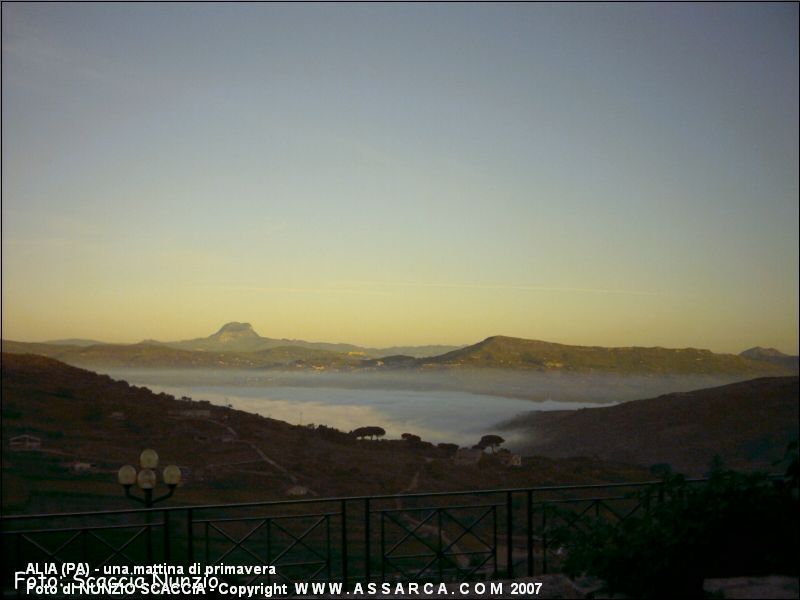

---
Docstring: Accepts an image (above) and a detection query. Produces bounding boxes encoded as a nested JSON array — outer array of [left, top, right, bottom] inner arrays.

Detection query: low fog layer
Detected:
[[100, 369, 753, 449], [104, 368, 752, 403]]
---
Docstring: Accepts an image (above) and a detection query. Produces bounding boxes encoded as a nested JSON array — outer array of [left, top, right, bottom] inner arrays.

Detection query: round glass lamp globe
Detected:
[[117, 465, 137, 486], [137, 468, 157, 490], [163, 465, 182, 486], [139, 449, 159, 469]]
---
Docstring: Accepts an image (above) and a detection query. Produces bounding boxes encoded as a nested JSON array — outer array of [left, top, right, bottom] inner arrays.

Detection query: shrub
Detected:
[[556, 451, 799, 598]]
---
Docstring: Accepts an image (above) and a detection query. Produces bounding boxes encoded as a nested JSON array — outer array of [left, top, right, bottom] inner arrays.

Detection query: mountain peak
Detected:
[[211, 322, 260, 340], [741, 347, 788, 359]]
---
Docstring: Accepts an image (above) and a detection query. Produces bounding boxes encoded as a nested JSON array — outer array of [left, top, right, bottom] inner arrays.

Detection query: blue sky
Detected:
[[2, 3, 798, 352]]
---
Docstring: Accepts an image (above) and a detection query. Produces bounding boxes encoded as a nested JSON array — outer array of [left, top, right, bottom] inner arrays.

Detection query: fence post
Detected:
[[506, 491, 513, 579], [526, 490, 533, 576], [146, 509, 153, 564], [437, 508, 443, 581], [163, 510, 171, 562], [186, 508, 193, 564], [364, 498, 371, 583], [341, 500, 348, 587], [542, 504, 548, 574]]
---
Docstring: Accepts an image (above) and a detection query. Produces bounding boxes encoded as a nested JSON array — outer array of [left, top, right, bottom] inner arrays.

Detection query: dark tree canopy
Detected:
[[477, 434, 505, 453], [401, 433, 422, 443], [351, 426, 386, 440]]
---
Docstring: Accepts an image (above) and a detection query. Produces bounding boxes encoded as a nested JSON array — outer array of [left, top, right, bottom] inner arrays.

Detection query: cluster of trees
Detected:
[[350, 426, 386, 440], [346, 428, 506, 455]]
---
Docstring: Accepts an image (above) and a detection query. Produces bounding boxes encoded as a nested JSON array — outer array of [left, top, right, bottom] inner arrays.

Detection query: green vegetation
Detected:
[[4, 328, 796, 375], [555, 450, 799, 598], [427, 335, 795, 375]]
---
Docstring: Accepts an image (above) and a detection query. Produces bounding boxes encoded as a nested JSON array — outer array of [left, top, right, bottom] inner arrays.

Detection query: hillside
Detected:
[[1, 354, 649, 515], [5, 330, 796, 377], [424, 335, 794, 375], [500, 376, 799, 475]]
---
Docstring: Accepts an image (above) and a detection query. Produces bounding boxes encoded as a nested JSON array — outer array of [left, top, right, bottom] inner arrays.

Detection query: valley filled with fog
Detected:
[[103, 369, 751, 448]]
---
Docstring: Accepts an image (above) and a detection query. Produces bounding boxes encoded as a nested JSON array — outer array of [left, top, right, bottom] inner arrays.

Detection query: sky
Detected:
[[2, 3, 798, 353]]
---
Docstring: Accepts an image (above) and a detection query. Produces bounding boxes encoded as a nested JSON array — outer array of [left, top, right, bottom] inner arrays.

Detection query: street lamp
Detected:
[[118, 449, 182, 508]]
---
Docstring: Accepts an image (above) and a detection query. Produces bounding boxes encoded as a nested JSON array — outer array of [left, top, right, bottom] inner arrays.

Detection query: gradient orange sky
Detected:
[[2, 4, 798, 353]]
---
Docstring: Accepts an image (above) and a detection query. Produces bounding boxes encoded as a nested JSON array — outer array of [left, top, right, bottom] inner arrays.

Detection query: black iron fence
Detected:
[[1, 479, 709, 593]]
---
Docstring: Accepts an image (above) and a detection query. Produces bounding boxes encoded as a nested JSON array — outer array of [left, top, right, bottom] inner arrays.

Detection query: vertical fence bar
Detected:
[[541, 504, 548, 574], [506, 491, 513, 579], [364, 498, 371, 583], [146, 511, 153, 564], [526, 490, 533, 577], [437, 508, 443, 581], [266, 520, 272, 584], [204, 522, 210, 563], [325, 515, 332, 583], [340, 500, 348, 587], [380, 512, 386, 583], [82, 529, 88, 563], [163, 511, 171, 562], [492, 505, 498, 578], [186, 508, 193, 564]]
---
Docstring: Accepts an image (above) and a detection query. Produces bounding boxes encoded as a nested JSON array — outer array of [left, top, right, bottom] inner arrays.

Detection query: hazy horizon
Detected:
[[3, 4, 798, 354], [6, 319, 799, 356]]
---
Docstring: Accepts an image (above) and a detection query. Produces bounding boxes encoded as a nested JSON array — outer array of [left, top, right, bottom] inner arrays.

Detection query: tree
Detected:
[[351, 426, 386, 440], [437, 443, 459, 453], [477, 434, 505, 453], [401, 433, 421, 443]]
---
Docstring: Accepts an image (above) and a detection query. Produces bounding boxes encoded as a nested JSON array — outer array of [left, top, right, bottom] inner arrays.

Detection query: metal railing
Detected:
[[0, 479, 713, 592]]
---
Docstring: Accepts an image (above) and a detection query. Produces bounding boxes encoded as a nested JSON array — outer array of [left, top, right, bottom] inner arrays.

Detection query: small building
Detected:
[[67, 462, 94, 474], [168, 409, 212, 419], [453, 448, 483, 466], [10, 435, 42, 451], [498, 453, 523, 468]]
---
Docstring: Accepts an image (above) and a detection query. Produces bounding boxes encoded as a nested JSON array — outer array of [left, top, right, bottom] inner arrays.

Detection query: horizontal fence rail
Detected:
[[0, 477, 767, 594]]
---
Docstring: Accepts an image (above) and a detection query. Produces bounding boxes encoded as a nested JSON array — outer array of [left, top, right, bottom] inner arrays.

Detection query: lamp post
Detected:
[[118, 449, 182, 508]]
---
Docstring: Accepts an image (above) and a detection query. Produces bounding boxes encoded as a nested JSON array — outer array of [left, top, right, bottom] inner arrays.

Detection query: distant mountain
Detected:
[[501, 376, 799, 475], [162, 322, 461, 358], [421, 335, 794, 375], [740, 347, 799, 372], [1, 341, 77, 360], [44, 338, 108, 347], [0, 340, 362, 370], [3, 329, 795, 376]]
